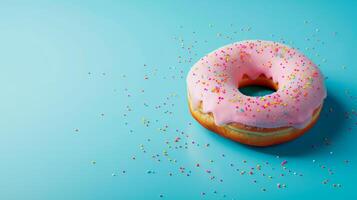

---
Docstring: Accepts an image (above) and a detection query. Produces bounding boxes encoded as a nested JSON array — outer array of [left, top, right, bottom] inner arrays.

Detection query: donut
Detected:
[[187, 40, 326, 146]]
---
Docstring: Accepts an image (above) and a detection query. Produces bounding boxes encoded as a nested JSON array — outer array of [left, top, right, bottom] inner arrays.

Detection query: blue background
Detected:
[[0, 1, 356, 199]]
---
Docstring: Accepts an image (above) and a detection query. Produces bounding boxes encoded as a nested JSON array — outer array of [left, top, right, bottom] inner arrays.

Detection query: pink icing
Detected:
[[187, 40, 326, 129]]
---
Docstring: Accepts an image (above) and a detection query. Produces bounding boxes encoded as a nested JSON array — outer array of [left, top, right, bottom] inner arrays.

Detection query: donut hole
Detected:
[[238, 74, 278, 97]]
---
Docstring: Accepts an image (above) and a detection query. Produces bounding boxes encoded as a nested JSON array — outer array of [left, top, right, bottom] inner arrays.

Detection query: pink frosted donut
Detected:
[[187, 40, 326, 146]]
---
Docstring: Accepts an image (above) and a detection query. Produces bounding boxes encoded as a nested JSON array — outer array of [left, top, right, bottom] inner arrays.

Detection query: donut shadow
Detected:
[[247, 93, 347, 156], [201, 93, 347, 156]]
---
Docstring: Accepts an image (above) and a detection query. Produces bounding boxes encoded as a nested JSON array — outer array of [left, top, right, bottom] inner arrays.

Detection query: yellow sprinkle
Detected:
[[225, 54, 230, 62]]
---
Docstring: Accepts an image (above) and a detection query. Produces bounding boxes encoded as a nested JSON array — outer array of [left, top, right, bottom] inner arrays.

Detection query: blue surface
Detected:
[[0, 1, 356, 199], [239, 85, 276, 97]]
